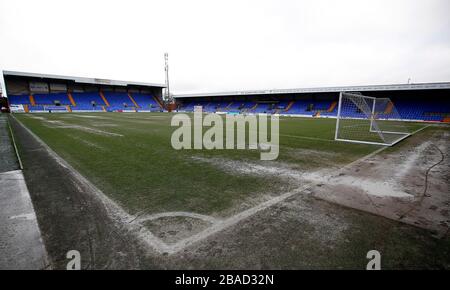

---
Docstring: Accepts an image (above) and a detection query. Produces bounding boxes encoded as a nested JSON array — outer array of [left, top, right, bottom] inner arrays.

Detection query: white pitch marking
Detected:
[[12, 115, 169, 254], [12, 115, 431, 255], [164, 184, 312, 254], [137, 211, 220, 224]]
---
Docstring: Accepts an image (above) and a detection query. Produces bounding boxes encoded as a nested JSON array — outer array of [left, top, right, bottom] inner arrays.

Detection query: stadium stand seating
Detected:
[[71, 92, 106, 111], [99, 92, 163, 112], [103, 92, 134, 111], [7, 92, 161, 111], [393, 99, 450, 121], [33, 93, 71, 105], [131, 93, 163, 111], [7, 92, 450, 122], [253, 103, 270, 113], [8, 94, 32, 105], [177, 97, 450, 121]]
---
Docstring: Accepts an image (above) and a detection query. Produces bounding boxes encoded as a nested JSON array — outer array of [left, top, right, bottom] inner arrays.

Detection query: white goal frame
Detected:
[[334, 92, 411, 146]]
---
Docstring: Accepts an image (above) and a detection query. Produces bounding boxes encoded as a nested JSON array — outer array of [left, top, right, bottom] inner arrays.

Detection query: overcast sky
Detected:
[[1, 0, 449, 94]]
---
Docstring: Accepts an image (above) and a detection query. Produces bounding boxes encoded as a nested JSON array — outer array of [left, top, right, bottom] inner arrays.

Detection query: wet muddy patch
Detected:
[[144, 216, 214, 245]]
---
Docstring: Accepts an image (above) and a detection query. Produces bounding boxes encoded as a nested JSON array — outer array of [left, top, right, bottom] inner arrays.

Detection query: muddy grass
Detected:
[[311, 126, 450, 236], [144, 216, 213, 245], [150, 192, 450, 270], [10, 115, 450, 269], [0, 115, 19, 172]]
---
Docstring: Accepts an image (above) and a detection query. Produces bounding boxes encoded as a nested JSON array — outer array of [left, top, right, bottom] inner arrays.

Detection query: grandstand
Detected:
[[174, 82, 450, 122], [2, 71, 165, 113], [3, 70, 449, 122], [1, 69, 449, 270]]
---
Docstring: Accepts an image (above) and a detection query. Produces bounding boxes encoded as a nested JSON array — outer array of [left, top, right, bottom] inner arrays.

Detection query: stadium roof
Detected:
[[173, 82, 450, 98], [2, 70, 166, 88]]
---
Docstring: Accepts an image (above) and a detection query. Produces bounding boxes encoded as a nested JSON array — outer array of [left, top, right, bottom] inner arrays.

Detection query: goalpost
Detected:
[[335, 92, 411, 146]]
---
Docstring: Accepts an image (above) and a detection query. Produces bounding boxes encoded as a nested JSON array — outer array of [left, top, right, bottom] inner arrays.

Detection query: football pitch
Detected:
[[13, 112, 408, 216], [9, 112, 450, 269]]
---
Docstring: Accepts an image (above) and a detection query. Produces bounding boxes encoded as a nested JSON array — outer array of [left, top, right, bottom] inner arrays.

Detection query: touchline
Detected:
[[170, 108, 279, 160]]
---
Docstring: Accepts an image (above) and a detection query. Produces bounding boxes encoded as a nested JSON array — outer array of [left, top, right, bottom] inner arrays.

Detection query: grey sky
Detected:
[[1, 0, 449, 94]]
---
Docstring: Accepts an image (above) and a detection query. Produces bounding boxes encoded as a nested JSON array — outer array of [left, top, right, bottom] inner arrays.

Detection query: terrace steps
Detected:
[[128, 93, 140, 108], [29, 95, 36, 106], [327, 101, 337, 112], [285, 101, 295, 112], [153, 96, 164, 109], [68, 93, 77, 106], [385, 101, 394, 114], [99, 91, 110, 107]]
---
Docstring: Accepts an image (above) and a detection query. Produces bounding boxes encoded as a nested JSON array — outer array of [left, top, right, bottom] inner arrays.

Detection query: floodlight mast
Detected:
[[164, 52, 172, 103]]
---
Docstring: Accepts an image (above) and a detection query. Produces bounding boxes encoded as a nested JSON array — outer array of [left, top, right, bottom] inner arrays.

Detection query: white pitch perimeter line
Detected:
[[11, 115, 430, 256], [7, 116, 24, 170], [338, 124, 431, 171], [164, 185, 312, 254], [162, 124, 433, 254], [411, 124, 431, 135], [12, 114, 319, 255], [11, 115, 171, 254], [137, 211, 220, 224]]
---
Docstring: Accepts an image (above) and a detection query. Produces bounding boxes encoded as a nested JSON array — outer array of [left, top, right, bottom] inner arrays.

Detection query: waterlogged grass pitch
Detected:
[[15, 112, 421, 216]]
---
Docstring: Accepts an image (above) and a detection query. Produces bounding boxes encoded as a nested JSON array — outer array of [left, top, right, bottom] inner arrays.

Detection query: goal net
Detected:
[[335, 92, 411, 146]]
